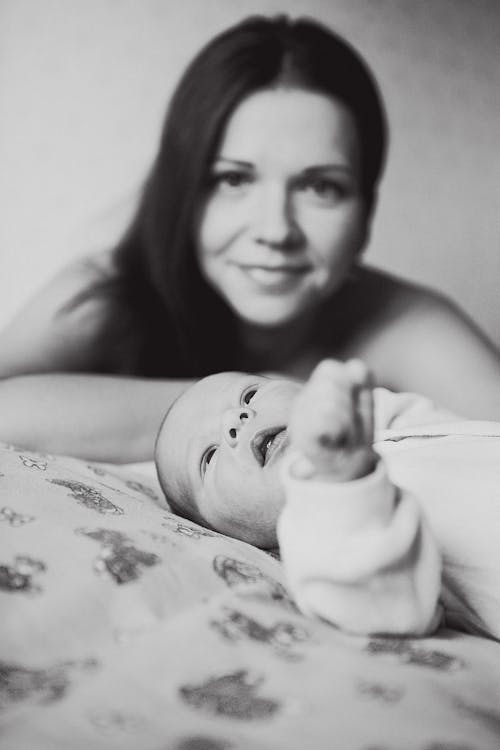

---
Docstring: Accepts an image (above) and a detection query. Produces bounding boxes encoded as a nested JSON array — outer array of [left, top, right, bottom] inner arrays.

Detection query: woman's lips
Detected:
[[236, 264, 310, 290]]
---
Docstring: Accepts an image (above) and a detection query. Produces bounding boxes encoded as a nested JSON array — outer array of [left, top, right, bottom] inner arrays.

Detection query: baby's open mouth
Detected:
[[251, 428, 288, 466]]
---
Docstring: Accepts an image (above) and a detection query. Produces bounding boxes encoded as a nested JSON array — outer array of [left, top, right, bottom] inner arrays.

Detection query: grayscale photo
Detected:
[[1, 1, 500, 747]]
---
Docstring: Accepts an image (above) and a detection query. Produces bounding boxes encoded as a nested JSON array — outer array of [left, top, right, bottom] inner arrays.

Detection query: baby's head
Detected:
[[155, 372, 300, 548]]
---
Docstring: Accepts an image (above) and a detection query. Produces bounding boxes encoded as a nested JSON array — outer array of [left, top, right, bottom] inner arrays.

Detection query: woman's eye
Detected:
[[213, 171, 252, 192], [298, 177, 344, 203], [241, 386, 259, 406], [201, 446, 217, 477]]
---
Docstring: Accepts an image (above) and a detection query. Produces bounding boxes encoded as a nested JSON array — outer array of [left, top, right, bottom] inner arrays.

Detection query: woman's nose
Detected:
[[253, 185, 302, 248], [222, 407, 254, 446]]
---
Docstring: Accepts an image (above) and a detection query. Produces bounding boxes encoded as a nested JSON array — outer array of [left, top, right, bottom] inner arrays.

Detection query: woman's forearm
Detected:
[[0, 373, 194, 462]]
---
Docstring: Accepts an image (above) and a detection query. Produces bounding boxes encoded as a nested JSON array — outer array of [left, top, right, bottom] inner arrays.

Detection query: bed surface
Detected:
[[1, 442, 500, 750]]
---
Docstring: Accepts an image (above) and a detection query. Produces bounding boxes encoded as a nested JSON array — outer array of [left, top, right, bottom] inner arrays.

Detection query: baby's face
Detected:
[[155, 372, 300, 548]]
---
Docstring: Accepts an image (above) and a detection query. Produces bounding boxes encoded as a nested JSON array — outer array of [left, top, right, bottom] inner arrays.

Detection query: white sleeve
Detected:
[[277, 457, 443, 636]]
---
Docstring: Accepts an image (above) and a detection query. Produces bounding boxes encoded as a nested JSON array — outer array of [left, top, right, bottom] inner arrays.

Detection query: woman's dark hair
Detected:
[[88, 15, 388, 377]]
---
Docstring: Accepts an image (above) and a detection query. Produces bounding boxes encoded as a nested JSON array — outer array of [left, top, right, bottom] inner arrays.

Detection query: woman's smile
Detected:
[[231, 262, 311, 292]]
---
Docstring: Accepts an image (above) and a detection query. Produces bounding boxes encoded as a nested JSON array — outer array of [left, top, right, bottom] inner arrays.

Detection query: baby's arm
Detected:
[[277, 359, 443, 636]]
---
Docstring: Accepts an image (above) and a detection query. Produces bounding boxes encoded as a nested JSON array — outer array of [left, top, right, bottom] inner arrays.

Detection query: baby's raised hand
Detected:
[[288, 359, 378, 481]]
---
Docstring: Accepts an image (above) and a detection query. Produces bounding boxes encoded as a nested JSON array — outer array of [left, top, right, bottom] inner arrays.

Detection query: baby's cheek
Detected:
[[261, 473, 287, 521], [237, 476, 284, 542], [207, 475, 260, 531]]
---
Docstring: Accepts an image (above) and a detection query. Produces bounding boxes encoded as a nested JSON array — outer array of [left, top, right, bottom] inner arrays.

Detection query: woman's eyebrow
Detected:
[[300, 163, 355, 176], [214, 158, 356, 179], [214, 157, 254, 169]]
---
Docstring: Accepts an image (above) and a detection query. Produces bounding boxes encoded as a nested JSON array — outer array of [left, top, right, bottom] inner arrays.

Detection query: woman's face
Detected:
[[196, 87, 368, 327]]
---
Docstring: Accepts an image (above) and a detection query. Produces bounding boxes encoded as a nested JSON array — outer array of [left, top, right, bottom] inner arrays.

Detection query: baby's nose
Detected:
[[222, 407, 254, 446]]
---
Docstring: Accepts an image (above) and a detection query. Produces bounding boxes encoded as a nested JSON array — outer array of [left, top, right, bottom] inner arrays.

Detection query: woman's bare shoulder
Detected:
[[336, 265, 451, 351], [350, 265, 472, 330], [348, 266, 500, 415], [0, 249, 117, 376], [354, 265, 442, 307]]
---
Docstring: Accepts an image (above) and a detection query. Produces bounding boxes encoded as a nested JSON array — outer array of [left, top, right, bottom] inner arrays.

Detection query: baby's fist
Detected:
[[288, 359, 378, 481]]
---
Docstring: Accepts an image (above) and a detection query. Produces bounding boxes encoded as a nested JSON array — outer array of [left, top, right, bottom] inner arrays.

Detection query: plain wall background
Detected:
[[1, 0, 499, 342]]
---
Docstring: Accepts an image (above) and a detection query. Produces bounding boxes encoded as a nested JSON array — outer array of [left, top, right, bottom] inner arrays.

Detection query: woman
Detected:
[[1, 15, 499, 461]]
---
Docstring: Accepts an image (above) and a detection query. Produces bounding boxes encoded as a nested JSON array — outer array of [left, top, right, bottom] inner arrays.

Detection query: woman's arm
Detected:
[[0, 373, 192, 462], [0, 255, 194, 461]]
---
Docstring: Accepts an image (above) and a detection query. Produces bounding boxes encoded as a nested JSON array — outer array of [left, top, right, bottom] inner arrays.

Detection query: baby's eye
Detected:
[[201, 446, 217, 478], [241, 386, 259, 406]]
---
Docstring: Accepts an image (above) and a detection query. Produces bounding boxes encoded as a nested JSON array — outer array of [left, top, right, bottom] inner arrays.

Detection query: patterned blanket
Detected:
[[1, 442, 500, 749]]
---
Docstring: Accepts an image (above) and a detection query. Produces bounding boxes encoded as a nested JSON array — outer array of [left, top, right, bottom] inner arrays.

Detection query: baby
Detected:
[[155, 360, 500, 640]]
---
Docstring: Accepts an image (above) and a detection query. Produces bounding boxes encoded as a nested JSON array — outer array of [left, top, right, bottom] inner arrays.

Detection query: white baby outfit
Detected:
[[278, 389, 500, 640]]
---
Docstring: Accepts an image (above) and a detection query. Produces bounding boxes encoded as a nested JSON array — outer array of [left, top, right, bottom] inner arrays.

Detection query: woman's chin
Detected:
[[231, 298, 316, 329]]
